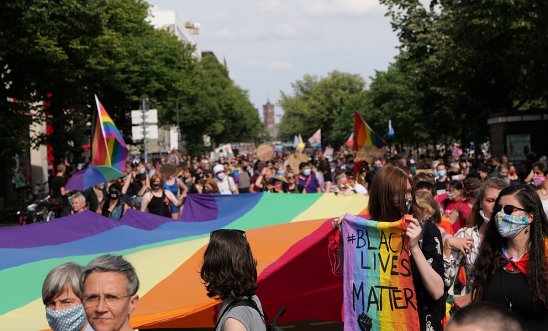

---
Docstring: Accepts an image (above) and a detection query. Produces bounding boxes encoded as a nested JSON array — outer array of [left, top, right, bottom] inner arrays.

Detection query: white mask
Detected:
[[479, 210, 490, 222], [216, 173, 226, 180]]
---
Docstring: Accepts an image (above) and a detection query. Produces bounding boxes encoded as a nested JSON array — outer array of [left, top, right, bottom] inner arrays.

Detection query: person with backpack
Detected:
[[201, 229, 281, 331]]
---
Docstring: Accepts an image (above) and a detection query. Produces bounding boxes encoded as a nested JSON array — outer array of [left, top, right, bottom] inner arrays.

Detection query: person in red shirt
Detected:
[[446, 178, 481, 233]]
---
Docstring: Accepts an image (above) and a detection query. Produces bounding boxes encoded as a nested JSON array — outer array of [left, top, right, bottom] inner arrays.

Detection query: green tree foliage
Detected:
[[165, 53, 262, 155], [278, 71, 369, 146], [364, 63, 427, 145], [378, 0, 548, 144], [0, 0, 261, 199]]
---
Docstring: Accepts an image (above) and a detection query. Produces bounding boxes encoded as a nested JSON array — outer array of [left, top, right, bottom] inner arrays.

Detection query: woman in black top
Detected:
[[101, 182, 128, 221], [471, 184, 548, 330], [367, 165, 446, 331], [140, 174, 183, 218]]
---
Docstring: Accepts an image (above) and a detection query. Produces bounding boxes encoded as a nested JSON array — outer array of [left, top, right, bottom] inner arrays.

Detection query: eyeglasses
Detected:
[[210, 229, 246, 238], [82, 294, 132, 308], [494, 204, 528, 215], [287, 176, 294, 179]]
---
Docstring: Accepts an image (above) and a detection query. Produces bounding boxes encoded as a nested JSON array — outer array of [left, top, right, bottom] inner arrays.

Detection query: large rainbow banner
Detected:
[[0, 193, 367, 330], [343, 215, 419, 331]]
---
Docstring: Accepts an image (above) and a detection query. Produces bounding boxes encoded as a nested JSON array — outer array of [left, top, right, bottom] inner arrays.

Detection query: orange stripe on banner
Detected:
[[132, 220, 325, 328]]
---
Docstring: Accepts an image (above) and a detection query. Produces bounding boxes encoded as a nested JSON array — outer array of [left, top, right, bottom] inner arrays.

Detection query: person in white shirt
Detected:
[[347, 174, 368, 195], [213, 164, 238, 195]]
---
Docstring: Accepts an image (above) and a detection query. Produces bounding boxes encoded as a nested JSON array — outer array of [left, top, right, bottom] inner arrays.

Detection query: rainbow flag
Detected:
[[91, 95, 128, 172], [343, 215, 419, 330], [353, 111, 386, 150], [0, 193, 368, 330]]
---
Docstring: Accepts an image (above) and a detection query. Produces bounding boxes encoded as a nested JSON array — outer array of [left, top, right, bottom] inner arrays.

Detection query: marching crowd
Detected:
[[42, 145, 548, 331]]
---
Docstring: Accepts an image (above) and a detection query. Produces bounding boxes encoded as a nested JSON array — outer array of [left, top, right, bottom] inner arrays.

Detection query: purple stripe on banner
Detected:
[[180, 194, 218, 222], [0, 209, 172, 249]]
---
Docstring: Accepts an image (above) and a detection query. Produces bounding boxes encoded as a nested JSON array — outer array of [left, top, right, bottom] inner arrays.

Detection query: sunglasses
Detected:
[[494, 204, 528, 215], [210, 229, 246, 238]]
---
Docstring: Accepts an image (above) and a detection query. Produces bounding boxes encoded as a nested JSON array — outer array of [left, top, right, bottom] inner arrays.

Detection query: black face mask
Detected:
[[151, 183, 161, 189], [110, 192, 119, 200]]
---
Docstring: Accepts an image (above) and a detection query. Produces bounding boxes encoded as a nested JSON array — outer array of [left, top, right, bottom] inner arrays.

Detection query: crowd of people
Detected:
[[47, 146, 548, 223], [40, 145, 548, 330]]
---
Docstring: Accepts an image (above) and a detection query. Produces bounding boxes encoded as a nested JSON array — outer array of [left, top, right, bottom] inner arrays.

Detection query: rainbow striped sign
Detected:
[[343, 215, 419, 331]]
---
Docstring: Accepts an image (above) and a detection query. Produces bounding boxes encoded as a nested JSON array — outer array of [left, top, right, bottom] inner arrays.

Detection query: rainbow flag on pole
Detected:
[[353, 111, 386, 150], [91, 95, 128, 172], [343, 214, 420, 330]]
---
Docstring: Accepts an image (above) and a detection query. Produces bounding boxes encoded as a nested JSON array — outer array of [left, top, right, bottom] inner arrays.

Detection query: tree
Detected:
[[0, 0, 198, 198], [164, 52, 263, 155], [279, 71, 368, 146], [378, 0, 548, 146]]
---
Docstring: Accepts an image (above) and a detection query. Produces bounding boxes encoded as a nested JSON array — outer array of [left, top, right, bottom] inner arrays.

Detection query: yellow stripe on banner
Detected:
[[292, 193, 368, 222], [124, 236, 210, 298], [0, 299, 49, 331], [0, 237, 210, 331]]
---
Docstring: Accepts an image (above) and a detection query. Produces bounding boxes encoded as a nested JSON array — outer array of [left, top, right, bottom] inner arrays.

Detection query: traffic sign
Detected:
[[131, 109, 158, 125], [132, 125, 158, 141]]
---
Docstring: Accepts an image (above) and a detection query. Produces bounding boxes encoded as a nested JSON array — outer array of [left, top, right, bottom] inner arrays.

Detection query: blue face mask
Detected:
[[374, 165, 382, 171], [495, 211, 529, 238], [437, 170, 447, 177], [303, 169, 311, 176], [46, 304, 87, 331]]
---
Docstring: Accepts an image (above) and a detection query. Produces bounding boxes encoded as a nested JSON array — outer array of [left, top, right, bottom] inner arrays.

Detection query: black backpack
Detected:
[[214, 297, 286, 331]]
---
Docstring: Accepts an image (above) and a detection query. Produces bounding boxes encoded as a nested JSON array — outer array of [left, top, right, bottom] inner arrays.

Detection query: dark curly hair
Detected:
[[471, 184, 548, 308], [200, 229, 257, 301]]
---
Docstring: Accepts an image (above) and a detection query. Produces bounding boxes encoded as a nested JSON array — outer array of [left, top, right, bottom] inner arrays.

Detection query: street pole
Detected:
[[176, 98, 180, 151], [141, 94, 149, 163]]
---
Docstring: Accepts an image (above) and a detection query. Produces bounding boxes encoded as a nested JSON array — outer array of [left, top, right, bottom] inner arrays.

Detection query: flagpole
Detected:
[[90, 96, 97, 165]]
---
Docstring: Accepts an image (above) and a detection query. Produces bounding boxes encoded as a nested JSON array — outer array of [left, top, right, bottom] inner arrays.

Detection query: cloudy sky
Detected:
[[148, 0, 399, 121]]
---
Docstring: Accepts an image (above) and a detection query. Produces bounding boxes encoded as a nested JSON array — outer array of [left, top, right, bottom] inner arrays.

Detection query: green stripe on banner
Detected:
[[0, 234, 206, 315], [227, 193, 323, 229]]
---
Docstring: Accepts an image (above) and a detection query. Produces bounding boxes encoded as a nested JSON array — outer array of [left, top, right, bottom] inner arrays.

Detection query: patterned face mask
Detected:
[[495, 211, 529, 238], [45, 304, 87, 331]]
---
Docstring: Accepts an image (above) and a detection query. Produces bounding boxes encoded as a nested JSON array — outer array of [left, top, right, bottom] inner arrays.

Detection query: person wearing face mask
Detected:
[[434, 163, 450, 196], [213, 164, 238, 195], [443, 178, 508, 309], [297, 162, 320, 193], [201, 178, 220, 194], [42, 262, 93, 331], [237, 160, 251, 193], [508, 164, 521, 185], [368, 165, 446, 331], [331, 165, 445, 330], [122, 162, 148, 198], [531, 161, 548, 220], [101, 182, 129, 221], [140, 174, 183, 218], [471, 184, 548, 330]]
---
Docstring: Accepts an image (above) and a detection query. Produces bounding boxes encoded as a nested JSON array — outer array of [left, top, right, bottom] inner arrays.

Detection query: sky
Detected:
[[147, 0, 400, 122]]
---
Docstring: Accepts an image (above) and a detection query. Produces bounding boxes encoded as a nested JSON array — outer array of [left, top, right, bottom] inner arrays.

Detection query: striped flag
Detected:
[[91, 95, 128, 172], [353, 111, 386, 150], [308, 128, 321, 148]]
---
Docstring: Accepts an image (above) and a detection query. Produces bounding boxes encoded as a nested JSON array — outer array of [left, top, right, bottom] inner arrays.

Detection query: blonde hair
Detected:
[[414, 191, 436, 216]]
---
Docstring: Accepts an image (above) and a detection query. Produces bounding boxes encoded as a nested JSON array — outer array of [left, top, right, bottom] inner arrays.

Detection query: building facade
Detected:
[[263, 100, 276, 138]]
